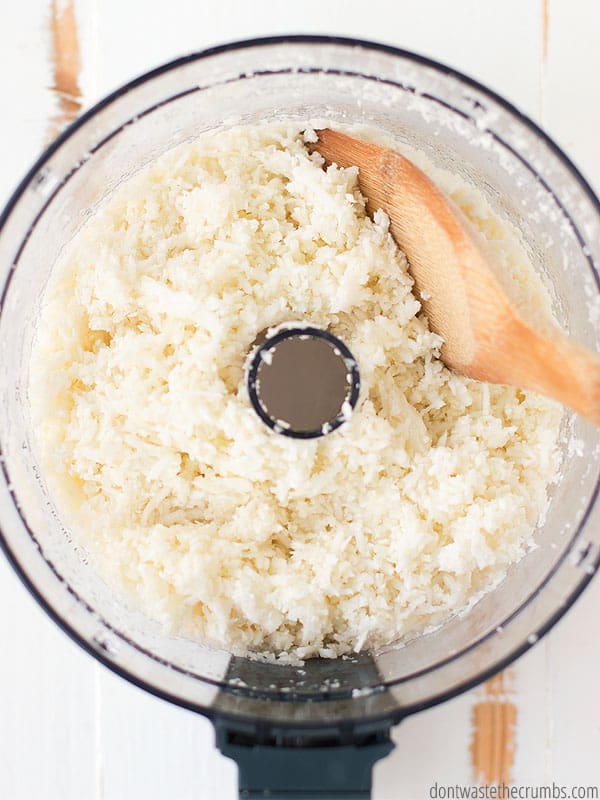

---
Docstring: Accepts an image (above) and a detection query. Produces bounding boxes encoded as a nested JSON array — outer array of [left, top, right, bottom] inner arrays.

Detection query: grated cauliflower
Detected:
[[30, 123, 562, 660]]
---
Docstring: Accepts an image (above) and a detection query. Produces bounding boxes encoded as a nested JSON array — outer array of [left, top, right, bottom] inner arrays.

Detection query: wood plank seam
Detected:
[[48, 0, 82, 141], [542, 0, 550, 64], [471, 669, 517, 785]]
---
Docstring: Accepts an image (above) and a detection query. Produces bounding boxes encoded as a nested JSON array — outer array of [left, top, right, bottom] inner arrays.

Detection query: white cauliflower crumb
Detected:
[[30, 123, 562, 660]]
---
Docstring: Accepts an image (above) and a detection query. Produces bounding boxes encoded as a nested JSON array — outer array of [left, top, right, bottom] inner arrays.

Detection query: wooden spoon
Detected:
[[309, 128, 600, 426]]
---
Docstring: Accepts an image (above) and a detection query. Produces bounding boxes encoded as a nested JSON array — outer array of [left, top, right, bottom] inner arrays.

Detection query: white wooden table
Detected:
[[1, 2, 599, 798]]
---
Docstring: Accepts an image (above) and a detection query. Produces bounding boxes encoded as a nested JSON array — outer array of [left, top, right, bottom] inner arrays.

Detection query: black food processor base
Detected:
[[213, 655, 395, 798], [216, 723, 394, 799]]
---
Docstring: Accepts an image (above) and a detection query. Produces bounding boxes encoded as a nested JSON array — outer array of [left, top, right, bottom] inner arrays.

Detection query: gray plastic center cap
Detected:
[[247, 325, 360, 439]]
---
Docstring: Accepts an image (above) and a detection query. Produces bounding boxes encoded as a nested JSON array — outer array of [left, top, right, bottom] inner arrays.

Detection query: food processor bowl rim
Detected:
[[2, 34, 600, 235], [1, 34, 599, 728]]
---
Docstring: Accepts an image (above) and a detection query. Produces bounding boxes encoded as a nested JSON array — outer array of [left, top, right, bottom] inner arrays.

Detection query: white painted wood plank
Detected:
[[97, 668, 237, 800], [545, 580, 600, 786], [0, 557, 97, 800], [1, 0, 54, 197], [73, 0, 101, 105], [542, 0, 600, 192], [512, 642, 551, 783], [0, 3, 97, 800], [375, 693, 473, 799], [90, 0, 543, 119], [541, 0, 600, 787]]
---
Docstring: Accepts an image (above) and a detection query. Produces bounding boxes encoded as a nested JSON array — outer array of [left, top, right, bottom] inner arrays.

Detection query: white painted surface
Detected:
[[1, 1, 599, 798]]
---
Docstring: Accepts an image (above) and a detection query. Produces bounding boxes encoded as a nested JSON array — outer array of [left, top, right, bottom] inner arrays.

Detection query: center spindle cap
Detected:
[[247, 325, 360, 439]]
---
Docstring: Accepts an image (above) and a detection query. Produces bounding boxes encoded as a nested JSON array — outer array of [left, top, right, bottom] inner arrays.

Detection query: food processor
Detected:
[[1, 37, 599, 799]]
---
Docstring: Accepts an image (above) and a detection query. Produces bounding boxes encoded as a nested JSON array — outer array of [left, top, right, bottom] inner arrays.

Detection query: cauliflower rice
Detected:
[[30, 124, 562, 659]]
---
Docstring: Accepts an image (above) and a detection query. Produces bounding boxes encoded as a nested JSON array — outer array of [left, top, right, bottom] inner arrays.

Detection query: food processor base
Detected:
[[216, 720, 394, 799]]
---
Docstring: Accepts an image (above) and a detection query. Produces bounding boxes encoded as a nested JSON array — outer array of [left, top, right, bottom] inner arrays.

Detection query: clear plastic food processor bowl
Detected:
[[1, 37, 600, 798]]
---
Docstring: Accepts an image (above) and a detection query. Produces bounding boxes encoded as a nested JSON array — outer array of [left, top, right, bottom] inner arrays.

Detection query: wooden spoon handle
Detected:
[[481, 317, 600, 426]]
